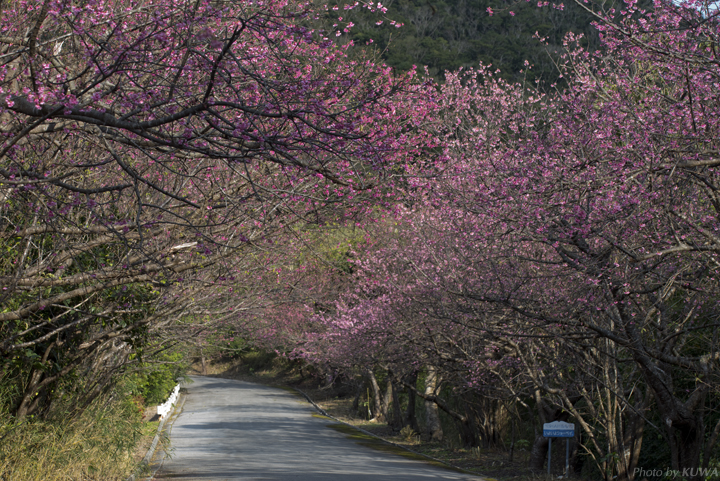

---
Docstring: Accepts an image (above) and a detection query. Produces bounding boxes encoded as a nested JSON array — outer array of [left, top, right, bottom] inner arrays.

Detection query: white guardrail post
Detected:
[[157, 384, 180, 420]]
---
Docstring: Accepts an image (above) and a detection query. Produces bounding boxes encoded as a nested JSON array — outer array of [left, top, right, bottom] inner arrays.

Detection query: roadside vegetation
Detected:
[[1, 379, 145, 480], [0, 346, 184, 479]]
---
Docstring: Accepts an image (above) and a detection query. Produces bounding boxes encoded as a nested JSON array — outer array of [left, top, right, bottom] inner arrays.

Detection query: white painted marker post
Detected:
[[543, 421, 575, 476]]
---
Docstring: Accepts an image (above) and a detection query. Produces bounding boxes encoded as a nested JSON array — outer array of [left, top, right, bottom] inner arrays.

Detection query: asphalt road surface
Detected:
[[153, 376, 482, 480]]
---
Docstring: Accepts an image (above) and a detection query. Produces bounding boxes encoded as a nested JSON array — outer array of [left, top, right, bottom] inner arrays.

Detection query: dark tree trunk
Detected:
[[16, 341, 56, 418], [351, 380, 363, 416], [404, 372, 420, 433], [622, 307, 709, 481], [674, 420, 705, 481], [529, 435, 550, 472], [509, 418, 515, 463], [703, 420, 720, 470], [459, 414, 478, 448], [390, 379, 404, 430]]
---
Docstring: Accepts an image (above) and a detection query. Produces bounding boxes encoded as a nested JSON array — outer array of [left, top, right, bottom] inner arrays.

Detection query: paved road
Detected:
[[153, 376, 481, 480]]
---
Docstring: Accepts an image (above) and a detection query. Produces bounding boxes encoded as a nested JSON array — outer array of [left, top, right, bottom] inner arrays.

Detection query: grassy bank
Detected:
[[0, 384, 162, 481]]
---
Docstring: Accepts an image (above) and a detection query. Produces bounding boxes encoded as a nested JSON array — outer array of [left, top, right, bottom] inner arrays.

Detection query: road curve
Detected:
[[153, 376, 481, 481]]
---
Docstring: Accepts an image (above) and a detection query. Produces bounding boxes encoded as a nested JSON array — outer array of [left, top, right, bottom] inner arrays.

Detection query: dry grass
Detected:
[[0, 396, 151, 481]]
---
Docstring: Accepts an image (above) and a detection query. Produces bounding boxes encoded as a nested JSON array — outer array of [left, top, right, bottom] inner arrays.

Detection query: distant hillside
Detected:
[[319, 0, 616, 84]]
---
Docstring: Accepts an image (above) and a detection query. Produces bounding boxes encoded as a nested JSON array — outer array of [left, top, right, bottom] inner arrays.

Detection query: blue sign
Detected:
[[543, 421, 575, 438]]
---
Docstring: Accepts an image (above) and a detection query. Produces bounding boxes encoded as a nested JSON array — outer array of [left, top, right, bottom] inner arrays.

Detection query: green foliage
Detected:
[[0, 265, 161, 418], [202, 328, 249, 357], [514, 438, 531, 449], [129, 351, 187, 405], [317, 0, 623, 84], [294, 224, 369, 275], [241, 349, 279, 372], [400, 425, 418, 442], [224, 337, 249, 353]]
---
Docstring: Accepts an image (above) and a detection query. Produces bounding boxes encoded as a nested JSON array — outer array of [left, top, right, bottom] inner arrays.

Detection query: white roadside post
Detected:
[[543, 421, 575, 477], [157, 384, 180, 420]]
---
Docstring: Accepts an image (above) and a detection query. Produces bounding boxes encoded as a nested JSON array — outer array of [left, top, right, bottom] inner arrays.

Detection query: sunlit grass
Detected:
[[0, 394, 145, 480]]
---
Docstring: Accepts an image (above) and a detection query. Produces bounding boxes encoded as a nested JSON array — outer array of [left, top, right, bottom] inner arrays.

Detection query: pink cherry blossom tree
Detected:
[[0, 0, 433, 417], [298, 1, 720, 477]]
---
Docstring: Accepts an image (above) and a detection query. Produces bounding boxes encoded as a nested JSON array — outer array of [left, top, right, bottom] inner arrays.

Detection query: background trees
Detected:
[[315, 0, 610, 82]]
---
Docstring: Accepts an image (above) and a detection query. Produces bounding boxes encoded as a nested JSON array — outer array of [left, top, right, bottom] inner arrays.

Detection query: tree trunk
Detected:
[[674, 420, 705, 481], [529, 435, 549, 472], [509, 418, 515, 463], [703, 419, 720, 470], [390, 379, 403, 430], [621, 392, 649, 481], [382, 377, 393, 424], [367, 369, 385, 422], [459, 411, 478, 448], [424, 365, 443, 441], [16, 369, 42, 418], [351, 381, 363, 416], [623, 309, 708, 481], [404, 372, 420, 433], [529, 390, 551, 472], [16, 341, 56, 418]]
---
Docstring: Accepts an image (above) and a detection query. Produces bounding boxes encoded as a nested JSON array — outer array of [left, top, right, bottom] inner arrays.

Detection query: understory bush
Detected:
[[130, 351, 188, 405]]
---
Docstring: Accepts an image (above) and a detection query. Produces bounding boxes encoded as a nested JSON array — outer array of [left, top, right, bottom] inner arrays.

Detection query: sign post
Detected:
[[543, 421, 575, 476]]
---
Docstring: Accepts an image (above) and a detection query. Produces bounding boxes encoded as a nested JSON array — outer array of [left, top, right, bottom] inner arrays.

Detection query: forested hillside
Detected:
[[319, 0, 606, 82]]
